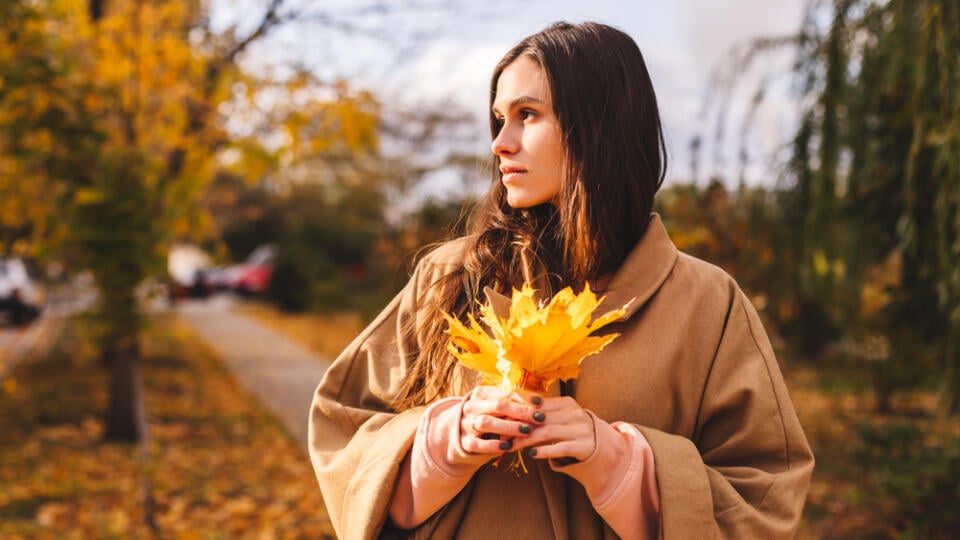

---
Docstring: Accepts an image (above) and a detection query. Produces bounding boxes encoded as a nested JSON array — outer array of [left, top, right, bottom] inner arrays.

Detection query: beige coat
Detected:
[[308, 214, 814, 539]]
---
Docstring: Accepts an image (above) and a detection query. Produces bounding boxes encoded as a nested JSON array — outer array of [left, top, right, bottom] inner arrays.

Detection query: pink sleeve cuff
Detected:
[[389, 395, 486, 529], [552, 413, 660, 540], [416, 395, 485, 479]]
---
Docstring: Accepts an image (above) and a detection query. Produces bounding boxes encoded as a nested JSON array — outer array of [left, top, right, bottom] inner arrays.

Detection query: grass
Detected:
[[0, 312, 336, 539], [786, 361, 959, 539]]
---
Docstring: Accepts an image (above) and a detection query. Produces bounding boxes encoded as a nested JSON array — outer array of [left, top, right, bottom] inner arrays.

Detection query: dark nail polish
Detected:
[[531, 395, 543, 406], [519, 424, 532, 434], [529, 448, 538, 457], [533, 411, 546, 422], [499, 440, 513, 451], [480, 432, 500, 440]]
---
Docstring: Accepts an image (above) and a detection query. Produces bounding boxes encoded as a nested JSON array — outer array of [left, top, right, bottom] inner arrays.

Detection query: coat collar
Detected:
[[597, 213, 678, 321], [482, 213, 678, 322]]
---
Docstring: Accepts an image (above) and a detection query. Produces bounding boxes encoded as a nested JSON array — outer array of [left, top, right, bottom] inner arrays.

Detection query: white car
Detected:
[[0, 256, 45, 326]]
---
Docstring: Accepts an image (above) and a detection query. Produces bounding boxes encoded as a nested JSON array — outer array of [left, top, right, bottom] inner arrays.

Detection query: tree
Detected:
[[0, 0, 480, 442], [0, 1, 82, 257], [783, 0, 960, 412], [696, 0, 959, 412]]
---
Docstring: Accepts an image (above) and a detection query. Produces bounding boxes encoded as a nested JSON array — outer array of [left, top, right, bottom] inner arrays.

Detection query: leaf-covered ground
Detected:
[[0, 313, 336, 539], [784, 364, 959, 539]]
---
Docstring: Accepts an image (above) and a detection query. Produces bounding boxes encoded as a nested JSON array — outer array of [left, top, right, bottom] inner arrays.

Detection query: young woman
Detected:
[[309, 21, 813, 539]]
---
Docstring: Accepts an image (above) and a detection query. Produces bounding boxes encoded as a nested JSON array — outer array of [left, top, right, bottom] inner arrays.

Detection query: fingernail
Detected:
[[499, 440, 513, 451], [531, 396, 542, 406], [480, 432, 500, 440], [529, 448, 538, 457], [519, 424, 532, 434], [533, 411, 546, 422]]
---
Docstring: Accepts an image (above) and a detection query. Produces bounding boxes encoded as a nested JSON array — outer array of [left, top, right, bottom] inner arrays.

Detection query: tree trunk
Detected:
[[873, 384, 893, 415], [103, 333, 146, 442], [946, 324, 959, 416], [872, 362, 895, 415]]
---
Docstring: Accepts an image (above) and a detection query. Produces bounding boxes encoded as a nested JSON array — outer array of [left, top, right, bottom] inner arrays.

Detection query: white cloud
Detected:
[[681, 0, 804, 73], [398, 41, 505, 116]]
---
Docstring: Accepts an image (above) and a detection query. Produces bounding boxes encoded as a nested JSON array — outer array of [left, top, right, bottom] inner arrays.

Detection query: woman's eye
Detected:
[[519, 109, 536, 120]]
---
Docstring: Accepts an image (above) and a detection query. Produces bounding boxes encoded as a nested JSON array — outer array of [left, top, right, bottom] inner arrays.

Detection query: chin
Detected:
[[505, 192, 550, 209], [506, 199, 532, 209]]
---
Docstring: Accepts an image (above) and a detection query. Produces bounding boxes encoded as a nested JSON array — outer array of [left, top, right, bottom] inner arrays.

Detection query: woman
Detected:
[[309, 21, 813, 539]]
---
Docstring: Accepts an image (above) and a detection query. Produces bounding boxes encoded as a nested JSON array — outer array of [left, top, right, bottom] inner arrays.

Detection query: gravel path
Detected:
[[176, 296, 331, 452]]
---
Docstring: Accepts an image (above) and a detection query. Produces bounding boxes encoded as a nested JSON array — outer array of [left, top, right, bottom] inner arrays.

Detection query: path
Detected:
[[176, 295, 332, 452], [0, 284, 97, 382], [0, 315, 62, 380]]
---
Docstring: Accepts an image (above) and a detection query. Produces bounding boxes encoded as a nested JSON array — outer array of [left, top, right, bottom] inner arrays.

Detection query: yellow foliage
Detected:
[[73, 188, 107, 206], [1, 0, 383, 260], [813, 250, 830, 277], [670, 225, 711, 251], [859, 250, 903, 318]]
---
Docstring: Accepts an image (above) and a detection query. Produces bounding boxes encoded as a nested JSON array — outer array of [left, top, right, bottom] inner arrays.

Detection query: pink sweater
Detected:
[[389, 397, 660, 539]]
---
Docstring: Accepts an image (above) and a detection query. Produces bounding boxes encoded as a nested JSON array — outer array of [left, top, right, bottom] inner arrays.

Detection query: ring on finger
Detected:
[[471, 415, 483, 436]]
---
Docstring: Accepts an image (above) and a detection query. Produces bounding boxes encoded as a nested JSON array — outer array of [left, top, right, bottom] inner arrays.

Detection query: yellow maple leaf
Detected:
[[443, 311, 502, 386], [445, 283, 630, 393]]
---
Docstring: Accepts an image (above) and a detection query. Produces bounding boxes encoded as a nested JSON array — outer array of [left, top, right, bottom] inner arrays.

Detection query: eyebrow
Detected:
[[491, 96, 546, 115]]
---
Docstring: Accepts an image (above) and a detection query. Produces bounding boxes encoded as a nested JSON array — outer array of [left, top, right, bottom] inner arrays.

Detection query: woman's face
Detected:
[[491, 56, 564, 209]]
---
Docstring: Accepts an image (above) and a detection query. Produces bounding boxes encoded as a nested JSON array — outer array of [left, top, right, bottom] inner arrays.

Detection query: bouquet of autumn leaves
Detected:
[[443, 283, 630, 473]]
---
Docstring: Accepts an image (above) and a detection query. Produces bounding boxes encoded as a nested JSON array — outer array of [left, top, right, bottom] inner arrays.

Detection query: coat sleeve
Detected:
[[637, 289, 814, 539], [307, 253, 450, 540]]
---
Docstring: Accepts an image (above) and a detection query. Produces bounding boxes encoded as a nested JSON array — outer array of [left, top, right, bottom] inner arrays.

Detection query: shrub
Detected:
[[852, 420, 960, 539]]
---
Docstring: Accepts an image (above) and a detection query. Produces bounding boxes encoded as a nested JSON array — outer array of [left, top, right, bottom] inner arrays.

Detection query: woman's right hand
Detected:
[[458, 385, 543, 457], [389, 387, 542, 529]]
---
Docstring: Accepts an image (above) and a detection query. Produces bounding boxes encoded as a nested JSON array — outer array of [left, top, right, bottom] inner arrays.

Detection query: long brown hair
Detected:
[[392, 21, 668, 410]]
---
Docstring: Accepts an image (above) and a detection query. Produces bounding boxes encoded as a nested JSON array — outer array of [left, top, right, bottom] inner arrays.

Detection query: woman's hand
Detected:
[[460, 387, 597, 465], [459, 385, 542, 456], [511, 395, 597, 465]]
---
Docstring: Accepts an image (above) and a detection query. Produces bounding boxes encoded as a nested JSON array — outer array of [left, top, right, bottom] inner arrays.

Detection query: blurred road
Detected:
[[176, 295, 333, 452], [0, 284, 97, 381]]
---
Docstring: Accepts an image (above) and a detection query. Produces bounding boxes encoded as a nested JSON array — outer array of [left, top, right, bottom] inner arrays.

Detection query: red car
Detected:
[[228, 245, 275, 295]]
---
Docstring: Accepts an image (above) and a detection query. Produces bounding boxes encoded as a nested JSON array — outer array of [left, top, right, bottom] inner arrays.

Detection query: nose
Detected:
[[491, 124, 519, 156]]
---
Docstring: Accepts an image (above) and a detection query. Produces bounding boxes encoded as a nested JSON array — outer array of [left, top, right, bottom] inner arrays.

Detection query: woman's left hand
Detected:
[[511, 395, 597, 464]]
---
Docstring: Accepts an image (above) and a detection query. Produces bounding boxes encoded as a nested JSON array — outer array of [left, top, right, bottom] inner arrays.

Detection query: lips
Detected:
[[500, 165, 527, 182]]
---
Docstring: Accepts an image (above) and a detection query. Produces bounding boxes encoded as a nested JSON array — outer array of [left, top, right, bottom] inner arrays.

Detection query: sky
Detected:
[[217, 0, 808, 198]]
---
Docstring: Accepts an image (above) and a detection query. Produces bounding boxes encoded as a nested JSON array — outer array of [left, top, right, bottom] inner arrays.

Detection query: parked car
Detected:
[[228, 244, 275, 295], [0, 256, 46, 326], [202, 265, 233, 292]]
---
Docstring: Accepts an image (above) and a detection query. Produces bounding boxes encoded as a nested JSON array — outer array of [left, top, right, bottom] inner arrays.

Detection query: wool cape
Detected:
[[308, 214, 814, 539]]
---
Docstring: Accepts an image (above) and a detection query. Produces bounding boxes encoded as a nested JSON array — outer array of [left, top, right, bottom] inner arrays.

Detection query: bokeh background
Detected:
[[1, 0, 958, 538]]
